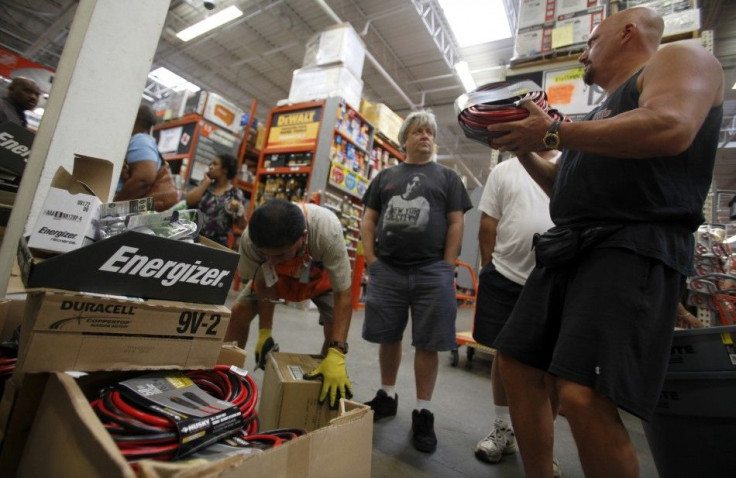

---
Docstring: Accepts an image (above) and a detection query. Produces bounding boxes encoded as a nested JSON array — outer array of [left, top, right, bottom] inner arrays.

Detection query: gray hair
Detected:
[[398, 110, 437, 152]]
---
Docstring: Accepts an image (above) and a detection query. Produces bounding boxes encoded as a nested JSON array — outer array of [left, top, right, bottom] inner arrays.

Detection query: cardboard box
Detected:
[[16, 290, 231, 373], [302, 23, 366, 78], [27, 155, 112, 254], [555, 0, 601, 17], [663, 8, 700, 37], [259, 352, 340, 432], [217, 342, 247, 368], [18, 230, 239, 304], [182, 90, 245, 135], [0, 299, 23, 343], [360, 100, 403, 146], [518, 0, 556, 30], [14, 372, 372, 477], [289, 65, 364, 111], [0, 373, 50, 476], [513, 23, 555, 59], [555, 5, 605, 46], [0, 121, 34, 194]]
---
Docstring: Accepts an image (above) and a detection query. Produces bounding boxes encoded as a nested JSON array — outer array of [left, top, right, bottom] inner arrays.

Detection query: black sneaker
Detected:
[[364, 390, 398, 422], [411, 409, 437, 453]]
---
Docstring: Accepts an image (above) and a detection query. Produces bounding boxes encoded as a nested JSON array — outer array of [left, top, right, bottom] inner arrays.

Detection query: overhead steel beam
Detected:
[[410, 0, 456, 69]]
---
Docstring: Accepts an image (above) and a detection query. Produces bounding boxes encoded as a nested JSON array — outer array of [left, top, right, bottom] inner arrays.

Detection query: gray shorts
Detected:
[[236, 280, 334, 324], [494, 247, 682, 420], [362, 259, 457, 351]]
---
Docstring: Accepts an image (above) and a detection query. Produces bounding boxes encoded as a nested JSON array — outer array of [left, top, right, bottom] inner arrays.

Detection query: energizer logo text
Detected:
[[98, 246, 231, 287]]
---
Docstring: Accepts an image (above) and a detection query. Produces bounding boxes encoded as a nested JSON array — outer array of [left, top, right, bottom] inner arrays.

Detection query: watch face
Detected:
[[544, 133, 559, 148]]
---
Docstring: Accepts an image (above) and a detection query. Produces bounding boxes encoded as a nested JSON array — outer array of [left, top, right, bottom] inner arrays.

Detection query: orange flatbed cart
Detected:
[[451, 261, 496, 367]]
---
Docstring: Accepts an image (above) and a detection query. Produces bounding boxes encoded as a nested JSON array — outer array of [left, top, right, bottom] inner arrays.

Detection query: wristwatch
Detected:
[[543, 120, 561, 150], [328, 341, 349, 354]]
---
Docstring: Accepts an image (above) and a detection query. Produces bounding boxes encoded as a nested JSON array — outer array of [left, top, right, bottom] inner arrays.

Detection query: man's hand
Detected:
[[255, 328, 278, 370], [488, 100, 555, 155], [303, 347, 353, 409]]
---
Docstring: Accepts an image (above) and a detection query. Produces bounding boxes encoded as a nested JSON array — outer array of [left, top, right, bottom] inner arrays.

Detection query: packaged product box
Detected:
[[18, 230, 239, 305], [302, 22, 366, 78], [359, 100, 404, 146], [217, 342, 247, 368], [182, 90, 245, 135], [27, 154, 112, 254], [663, 8, 700, 37], [259, 352, 344, 432], [288, 64, 364, 111], [518, 0, 557, 30], [0, 298, 23, 342], [0, 121, 35, 196], [513, 23, 555, 59], [554, 0, 602, 17], [555, 5, 605, 46], [10, 371, 372, 478], [254, 123, 266, 151], [15, 290, 231, 373]]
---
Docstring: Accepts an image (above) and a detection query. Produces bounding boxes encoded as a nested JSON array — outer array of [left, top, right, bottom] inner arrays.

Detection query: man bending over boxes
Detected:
[[225, 199, 354, 408]]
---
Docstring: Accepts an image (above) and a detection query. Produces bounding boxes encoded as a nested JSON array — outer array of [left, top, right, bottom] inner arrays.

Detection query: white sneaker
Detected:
[[474, 419, 518, 463], [553, 457, 562, 477]]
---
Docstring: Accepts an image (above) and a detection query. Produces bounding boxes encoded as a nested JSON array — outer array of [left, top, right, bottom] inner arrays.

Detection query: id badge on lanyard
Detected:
[[299, 260, 312, 284], [262, 263, 279, 287]]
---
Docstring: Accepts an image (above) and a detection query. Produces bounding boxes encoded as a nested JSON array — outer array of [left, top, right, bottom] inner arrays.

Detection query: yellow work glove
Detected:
[[255, 328, 278, 370], [303, 347, 353, 409]]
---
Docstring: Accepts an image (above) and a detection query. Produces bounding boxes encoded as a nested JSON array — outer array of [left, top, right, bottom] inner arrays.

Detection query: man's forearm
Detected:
[[443, 219, 464, 263], [518, 153, 557, 197], [256, 299, 275, 330], [330, 288, 353, 343]]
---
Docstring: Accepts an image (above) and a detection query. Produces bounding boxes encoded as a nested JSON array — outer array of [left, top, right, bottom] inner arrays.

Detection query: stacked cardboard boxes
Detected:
[[360, 99, 404, 147], [0, 155, 372, 477], [288, 23, 365, 110], [513, 0, 605, 62]]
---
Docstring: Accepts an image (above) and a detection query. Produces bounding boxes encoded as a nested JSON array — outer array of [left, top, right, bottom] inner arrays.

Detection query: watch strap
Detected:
[[328, 341, 348, 354]]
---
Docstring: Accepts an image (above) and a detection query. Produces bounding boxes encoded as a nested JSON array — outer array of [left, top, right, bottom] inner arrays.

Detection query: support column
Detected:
[[0, 0, 169, 294]]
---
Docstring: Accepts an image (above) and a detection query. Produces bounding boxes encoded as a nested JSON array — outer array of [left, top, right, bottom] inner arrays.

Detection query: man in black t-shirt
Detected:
[[361, 110, 472, 453]]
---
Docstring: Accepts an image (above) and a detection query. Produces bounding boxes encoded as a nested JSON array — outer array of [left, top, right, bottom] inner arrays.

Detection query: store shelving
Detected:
[[252, 97, 405, 309]]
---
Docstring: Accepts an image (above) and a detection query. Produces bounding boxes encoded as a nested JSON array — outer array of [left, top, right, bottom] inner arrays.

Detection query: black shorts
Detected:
[[472, 263, 523, 348], [493, 247, 682, 420]]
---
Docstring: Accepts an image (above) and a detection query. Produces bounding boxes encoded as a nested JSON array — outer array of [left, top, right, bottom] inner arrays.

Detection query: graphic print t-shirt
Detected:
[[362, 161, 472, 267]]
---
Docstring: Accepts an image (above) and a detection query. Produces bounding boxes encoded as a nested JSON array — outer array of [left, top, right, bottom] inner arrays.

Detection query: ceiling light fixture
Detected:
[[438, 0, 511, 47], [176, 5, 243, 42], [454, 61, 476, 93], [148, 67, 201, 93]]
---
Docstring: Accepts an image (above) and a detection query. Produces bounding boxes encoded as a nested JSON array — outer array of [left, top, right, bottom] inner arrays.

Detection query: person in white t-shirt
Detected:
[[472, 150, 561, 477]]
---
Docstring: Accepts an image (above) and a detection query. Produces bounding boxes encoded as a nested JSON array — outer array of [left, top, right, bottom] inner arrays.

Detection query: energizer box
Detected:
[[17, 230, 239, 305]]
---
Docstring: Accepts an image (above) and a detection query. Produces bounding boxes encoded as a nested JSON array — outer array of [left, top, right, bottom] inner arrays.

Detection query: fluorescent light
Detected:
[[454, 61, 476, 93], [438, 0, 511, 47], [148, 67, 201, 93], [176, 6, 243, 42]]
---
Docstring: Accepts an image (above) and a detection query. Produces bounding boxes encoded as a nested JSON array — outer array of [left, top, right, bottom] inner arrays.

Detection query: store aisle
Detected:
[[227, 290, 658, 477]]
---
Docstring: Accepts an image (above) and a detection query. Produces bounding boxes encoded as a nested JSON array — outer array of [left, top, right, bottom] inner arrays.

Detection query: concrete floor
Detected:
[[228, 290, 659, 478]]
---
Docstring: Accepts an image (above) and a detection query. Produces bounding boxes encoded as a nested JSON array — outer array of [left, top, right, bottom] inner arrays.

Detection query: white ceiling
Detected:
[[1, 0, 735, 191]]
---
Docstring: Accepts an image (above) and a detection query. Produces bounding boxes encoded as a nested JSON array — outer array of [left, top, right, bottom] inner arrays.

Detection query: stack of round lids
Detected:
[[455, 80, 568, 148]]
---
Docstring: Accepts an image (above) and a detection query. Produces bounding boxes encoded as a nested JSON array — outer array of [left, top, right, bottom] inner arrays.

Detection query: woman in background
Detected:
[[186, 153, 248, 246]]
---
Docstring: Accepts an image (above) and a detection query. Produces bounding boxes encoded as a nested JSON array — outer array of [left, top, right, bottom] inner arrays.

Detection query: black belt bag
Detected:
[[532, 224, 623, 269]]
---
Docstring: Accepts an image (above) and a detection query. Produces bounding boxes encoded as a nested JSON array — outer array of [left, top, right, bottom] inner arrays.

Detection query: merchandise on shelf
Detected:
[[255, 173, 309, 207], [252, 98, 404, 274]]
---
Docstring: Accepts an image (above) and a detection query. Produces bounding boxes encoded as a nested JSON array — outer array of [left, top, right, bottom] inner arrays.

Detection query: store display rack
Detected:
[[251, 97, 405, 280]]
